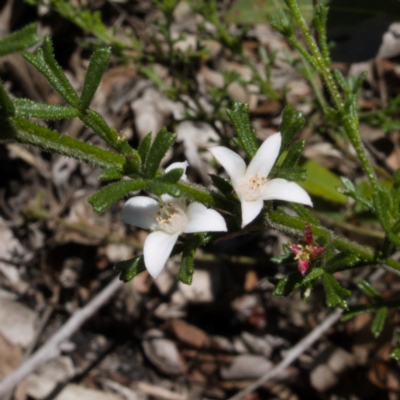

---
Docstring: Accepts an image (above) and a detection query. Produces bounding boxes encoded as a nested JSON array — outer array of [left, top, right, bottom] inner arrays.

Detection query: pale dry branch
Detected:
[[0, 276, 123, 398], [227, 308, 343, 400]]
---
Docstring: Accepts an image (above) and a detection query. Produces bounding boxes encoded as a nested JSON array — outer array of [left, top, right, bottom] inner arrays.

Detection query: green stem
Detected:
[[285, 0, 378, 191], [267, 210, 400, 272], [10, 117, 125, 169]]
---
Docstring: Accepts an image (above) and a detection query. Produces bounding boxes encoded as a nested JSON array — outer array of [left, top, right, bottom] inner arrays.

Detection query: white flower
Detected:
[[210, 132, 312, 228], [121, 162, 227, 278]]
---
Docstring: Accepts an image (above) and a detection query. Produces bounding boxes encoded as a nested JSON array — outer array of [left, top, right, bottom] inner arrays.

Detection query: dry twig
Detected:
[[227, 308, 343, 400], [0, 276, 123, 398]]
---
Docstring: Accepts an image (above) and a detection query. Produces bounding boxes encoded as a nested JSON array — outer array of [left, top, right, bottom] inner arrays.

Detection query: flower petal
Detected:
[[298, 260, 310, 276], [183, 202, 227, 233], [165, 161, 189, 180], [144, 231, 180, 278], [246, 132, 281, 178], [121, 196, 159, 229], [210, 146, 246, 188], [241, 198, 264, 228], [262, 178, 313, 206]]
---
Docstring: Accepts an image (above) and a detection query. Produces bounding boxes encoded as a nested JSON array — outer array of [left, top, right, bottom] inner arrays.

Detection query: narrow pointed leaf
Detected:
[[338, 176, 373, 210], [279, 106, 305, 151], [157, 168, 184, 184], [371, 307, 387, 338], [43, 36, 80, 106], [334, 69, 349, 93], [0, 81, 15, 116], [210, 174, 234, 197], [138, 132, 152, 166], [80, 47, 111, 111], [178, 252, 194, 285], [373, 184, 394, 231], [288, 203, 320, 225], [14, 98, 79, 119], [323, 273, 351, 310], [325, 251, 360, 273], [149, 181, 181, 197], [114, 256, 146, 282], [88, 179, 147, 214], [147, 167, 183, 196], [0, 23, 39, 57], [99, 167, 124, 181], [143, 128, 176, 178], [11, 116, 125, 169], [177, 181, 215, 206], [357, 280, 383, 302], [227, 102, 258, 159], [342, 304, 379, 321], [273, 267, 325, 296], [80, 109, 134, 155], [275, 167, 306, 181], [280, 139, 305, 168]]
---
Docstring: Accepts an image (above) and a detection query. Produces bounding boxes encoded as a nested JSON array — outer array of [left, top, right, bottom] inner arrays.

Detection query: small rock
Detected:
[[220, 354, 273, 380], [142, 329, 186, 375], [241, 332, 273, 358], [0, 298, 37, 348], [54, 384, 123, 400], [178, 269, 216, 303]]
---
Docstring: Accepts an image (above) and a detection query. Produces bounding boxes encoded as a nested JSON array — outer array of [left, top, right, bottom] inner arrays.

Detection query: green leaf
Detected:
[[10, 116, 125, 169], [114, 256, 146, 282], [300, 159, 348, 203], [273, 267, 325, 296], [210, 174, 234, 197], [227, 102, 258, 159], [391, 347, 400, 361], [80, 47, 111, 111], [337, 176, 373, 210], [357, 280, 383, 302], [373, 184, 394, 231], [177, 181, 215, 206], [40, 36, 80, 107], [271, 245, 294, 264], [99, 167, 124, 181], [14, 98, 79, 119], [275, 167, 306, 181], [147, 167, 183, 196], [157, 168, 184, 184], [178, 252, 194, 285], [177, 234, 209, 285], [80, 109, 134, 156], [288, 203, 320, 225], [138, 132, 152, 166], [279, 106, 306, 152], [322, 273, 351, 310], [280, 140, 305, 169], [0, 23, 39, 57], [143, 128, 176, 178], [371, 307, 387, 338], [325, 251, 360, 273], [0, 81, 15, 117], [88, 179, 147, 214], [334, 69, 350, 93], [342, 304, 378, 321]]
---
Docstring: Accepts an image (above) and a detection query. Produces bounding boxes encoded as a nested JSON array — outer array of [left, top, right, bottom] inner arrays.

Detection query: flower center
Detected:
[[239, 174, 267, 201], [156, 203, 188, 234]]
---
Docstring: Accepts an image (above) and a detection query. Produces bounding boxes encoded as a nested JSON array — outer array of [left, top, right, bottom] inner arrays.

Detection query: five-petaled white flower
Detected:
[[210, 132, 312, 228], [121, 162, 227, 278]]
